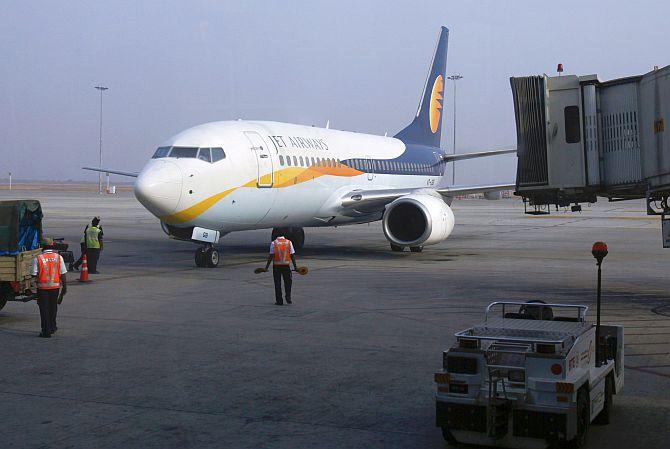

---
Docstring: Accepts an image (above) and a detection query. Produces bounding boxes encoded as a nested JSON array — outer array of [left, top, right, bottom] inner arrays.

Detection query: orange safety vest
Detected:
[[272, 237, 292, 266], [37, 252, 62, 290]]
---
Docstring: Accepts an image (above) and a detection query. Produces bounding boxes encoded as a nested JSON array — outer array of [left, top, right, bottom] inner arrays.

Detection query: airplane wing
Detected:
[[340, 184, 516, 213], [82, 167, 139, 178]]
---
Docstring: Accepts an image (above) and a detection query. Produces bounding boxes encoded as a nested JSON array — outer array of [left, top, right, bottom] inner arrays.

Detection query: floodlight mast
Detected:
[[446, 74, 463, 185], [94, 85, 109, 194]]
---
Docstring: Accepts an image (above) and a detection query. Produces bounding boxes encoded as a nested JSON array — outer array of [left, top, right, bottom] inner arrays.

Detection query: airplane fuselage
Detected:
[[134, 120, 446, 233]]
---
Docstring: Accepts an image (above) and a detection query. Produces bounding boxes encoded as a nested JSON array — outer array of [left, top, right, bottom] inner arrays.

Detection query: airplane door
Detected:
[[244, 131, 274, 188], [365, 155, 375, 181]]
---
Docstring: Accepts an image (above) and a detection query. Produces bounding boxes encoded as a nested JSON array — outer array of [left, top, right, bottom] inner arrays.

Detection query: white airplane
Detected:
[[85, 27, 515, 267]]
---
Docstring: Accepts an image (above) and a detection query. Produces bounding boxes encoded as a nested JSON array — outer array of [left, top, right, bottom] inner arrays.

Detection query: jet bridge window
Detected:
[[211, 148, 226, 162], [152, 147, 171, 159], [170, 147, 199, 158], [564, 106, 581, 144]]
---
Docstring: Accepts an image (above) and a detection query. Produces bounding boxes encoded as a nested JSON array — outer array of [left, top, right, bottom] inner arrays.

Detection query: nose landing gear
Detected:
[[195, 244, 219, 268]]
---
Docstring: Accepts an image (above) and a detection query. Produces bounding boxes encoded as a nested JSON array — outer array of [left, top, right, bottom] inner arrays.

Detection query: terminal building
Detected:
[[510, 65, 670, 246]]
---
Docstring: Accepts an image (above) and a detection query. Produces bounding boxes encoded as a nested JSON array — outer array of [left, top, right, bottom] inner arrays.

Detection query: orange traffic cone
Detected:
[[78, 254, 90, 282]]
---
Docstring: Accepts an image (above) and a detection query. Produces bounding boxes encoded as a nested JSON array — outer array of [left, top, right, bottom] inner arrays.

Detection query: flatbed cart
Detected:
[[0, 199, 72, 311], [0, 249, 41, 310], [434, 301, 624, 449]]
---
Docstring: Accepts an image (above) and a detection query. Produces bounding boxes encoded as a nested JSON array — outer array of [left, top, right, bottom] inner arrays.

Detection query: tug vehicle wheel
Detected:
[[441, 428, 458, 445], [565, 389, 590, 449], [594, 374, 614, 425]]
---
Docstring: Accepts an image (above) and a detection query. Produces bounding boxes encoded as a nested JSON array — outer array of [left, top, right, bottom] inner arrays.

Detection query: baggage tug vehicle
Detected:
[[434, 301, 624, 448]]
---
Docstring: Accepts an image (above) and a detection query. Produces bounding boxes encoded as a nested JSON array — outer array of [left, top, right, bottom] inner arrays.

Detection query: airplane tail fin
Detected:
[[394, 26, 449, 148]]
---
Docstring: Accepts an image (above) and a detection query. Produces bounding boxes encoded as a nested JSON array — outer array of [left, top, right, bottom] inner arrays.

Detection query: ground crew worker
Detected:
[[85, 217, 103, 274], [32, 239, 67, 338], [71, 225, 88, 271], [264, 233, 298, 305]]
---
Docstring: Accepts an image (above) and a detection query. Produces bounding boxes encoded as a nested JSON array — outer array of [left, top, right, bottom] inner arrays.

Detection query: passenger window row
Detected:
[[277, 155, 436, 175], [278, 155, 342, 168], [347, 158, 437, 175], [152, 146, 226, 163]]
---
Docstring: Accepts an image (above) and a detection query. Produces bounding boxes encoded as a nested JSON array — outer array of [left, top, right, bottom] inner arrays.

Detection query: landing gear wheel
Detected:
[[291, 227, 305, 250], [594, 374, 614, 425], [441, 428, 457, 445], [271, 227, 305, 251], [390, 243, 404, 252], [205, 248, 219, 268], [409, 246, 424, 253], [194, 248, 207, 267]]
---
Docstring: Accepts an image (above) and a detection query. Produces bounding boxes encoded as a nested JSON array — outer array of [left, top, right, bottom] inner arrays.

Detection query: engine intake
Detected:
[[383, 194, 455, 247]]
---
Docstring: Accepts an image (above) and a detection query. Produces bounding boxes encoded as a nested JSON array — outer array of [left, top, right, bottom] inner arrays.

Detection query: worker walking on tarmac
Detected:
[[264, 232, 298, 305], [84, 217, 103, 274], [32, 239, 67, 338]]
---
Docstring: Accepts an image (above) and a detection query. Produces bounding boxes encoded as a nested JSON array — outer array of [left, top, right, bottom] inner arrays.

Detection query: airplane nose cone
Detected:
[[134, 161, 183, 217]]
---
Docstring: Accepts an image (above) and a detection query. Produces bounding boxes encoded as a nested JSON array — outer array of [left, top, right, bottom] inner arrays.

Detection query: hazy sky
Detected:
[[1, 0, 668, 184]]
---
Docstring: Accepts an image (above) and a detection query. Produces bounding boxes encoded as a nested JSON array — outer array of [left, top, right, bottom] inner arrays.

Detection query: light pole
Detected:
[[592, 241, 608, 367], [447, 74, 463, 185], [94, 85, 109, 194]]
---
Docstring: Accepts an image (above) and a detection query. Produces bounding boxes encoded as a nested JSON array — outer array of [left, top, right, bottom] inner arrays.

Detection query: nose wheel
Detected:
[[195, 245, 219, 268]]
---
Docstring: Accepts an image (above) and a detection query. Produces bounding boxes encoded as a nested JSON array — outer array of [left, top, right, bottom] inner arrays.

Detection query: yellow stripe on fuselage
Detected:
[[160, 165, 363, 224]]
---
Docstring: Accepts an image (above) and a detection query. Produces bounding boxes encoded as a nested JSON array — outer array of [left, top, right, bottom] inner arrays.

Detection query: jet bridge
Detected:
[[511, 65, 670, 246]]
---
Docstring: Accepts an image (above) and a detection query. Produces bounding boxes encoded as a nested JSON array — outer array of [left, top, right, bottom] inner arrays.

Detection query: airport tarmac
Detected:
[[1, 190, 669, 449]]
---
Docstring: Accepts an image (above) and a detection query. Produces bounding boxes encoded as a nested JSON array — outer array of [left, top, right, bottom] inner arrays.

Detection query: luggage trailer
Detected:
[[435, 302, 624, 448]]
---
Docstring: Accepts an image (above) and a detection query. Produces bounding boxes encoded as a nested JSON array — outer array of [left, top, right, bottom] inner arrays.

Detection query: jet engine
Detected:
[[382, 193, 455, 248]]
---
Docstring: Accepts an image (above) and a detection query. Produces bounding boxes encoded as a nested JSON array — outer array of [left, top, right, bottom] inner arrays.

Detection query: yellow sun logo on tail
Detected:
[[429, 75, 444, 133]]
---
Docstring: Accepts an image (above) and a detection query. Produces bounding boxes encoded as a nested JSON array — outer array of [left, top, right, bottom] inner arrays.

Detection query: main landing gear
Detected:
[[195, 244, 219, 268], [271, 227, 305, 250]]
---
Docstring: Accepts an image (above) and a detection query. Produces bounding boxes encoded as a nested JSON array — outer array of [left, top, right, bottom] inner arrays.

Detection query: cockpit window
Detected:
[[197, 148, 211, 162], [170, 147, 198, 158], [211, 148, 226, 162], [152, 146, 170, 158]]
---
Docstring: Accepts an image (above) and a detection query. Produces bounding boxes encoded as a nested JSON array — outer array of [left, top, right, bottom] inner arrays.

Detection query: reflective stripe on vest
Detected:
[[272, 238, 291, 265], [37, 252, 61, 290], [86, 226, 101, 249]]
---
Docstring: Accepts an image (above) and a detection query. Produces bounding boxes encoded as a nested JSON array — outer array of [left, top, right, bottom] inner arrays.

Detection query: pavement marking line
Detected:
[[626, 364, 670, 369], [624, 365, 670, 380], [625, 352, 670, 357], [626, 332, 670, 336], [0, 390, 435, 438]]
